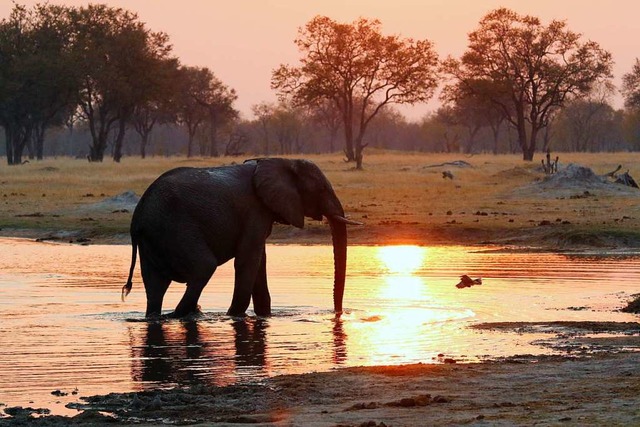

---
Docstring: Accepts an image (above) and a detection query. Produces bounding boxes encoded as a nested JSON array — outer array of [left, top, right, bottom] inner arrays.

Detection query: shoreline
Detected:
[[3, 222, 640, 252], [3, 350, 639, 426]]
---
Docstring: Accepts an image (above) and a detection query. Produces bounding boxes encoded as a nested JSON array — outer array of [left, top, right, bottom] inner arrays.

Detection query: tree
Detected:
[[175, 66, 210, 157], [194, 71, 238, 157], [69, 4, 173, 162], [442, 79, 508, 154], [251, 102, 273, 155], [0, 4, 78, 164], [442, 8, 613, 161], [272, 16, 439, 169], [554, 83, 617, 151], [622, 59, 640, 110], [555, 99, 619, 151], [130, 57, 181, 158], [308, 99, 342, 153]]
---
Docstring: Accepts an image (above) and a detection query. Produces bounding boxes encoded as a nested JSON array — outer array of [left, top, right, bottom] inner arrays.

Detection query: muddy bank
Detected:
[[2, 321, 640, 426], [3, 353, 639, 426], [4, 221, 640, 252]]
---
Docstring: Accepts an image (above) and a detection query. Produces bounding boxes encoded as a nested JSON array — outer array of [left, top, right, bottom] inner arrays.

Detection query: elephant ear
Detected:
[[253, 158, 305, 228]]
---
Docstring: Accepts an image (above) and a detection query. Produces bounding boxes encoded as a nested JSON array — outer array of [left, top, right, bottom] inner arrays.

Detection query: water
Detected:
[[1, 238, 640, 415]]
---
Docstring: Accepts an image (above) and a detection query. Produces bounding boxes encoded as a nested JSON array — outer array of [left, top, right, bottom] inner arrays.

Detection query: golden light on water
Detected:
[[378, 276, 425, 300], [377, 245, 427, 275]]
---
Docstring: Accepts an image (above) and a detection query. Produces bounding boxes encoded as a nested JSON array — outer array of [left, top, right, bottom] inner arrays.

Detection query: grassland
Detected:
[[1, 151, 639, 249]]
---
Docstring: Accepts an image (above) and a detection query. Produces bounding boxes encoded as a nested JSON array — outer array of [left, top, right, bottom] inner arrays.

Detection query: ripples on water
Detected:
[[1, 238, 639, 414]]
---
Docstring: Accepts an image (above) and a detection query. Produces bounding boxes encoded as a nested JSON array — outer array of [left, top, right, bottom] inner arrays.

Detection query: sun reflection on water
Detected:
[[377, 245, 427, 274], [343, 245, 471, 366]]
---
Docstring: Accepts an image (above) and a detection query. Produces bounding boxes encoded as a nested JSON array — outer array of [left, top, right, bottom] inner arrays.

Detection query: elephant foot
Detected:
[[226, 308, 247, 318], [168, 304, 202, 319], [254, 308, 272, 317]]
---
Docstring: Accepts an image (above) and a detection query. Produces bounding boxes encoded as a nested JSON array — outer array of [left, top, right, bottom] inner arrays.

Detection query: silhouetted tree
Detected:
[[130, 57, 181, 158], [175, 66, 210, 157], [69, 4, 173, 162], [554, 83, 618, 151], [622, 59, 640, 110], [272, 16, 439, 169], [251, 102, 273, 155], [442, 8, 613, 161], [0, 4, 78, 164], [194, 71, 238, 157]]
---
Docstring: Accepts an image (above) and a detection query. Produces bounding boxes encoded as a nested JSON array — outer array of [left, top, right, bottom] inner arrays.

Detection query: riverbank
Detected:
[[1, 152, 640, 250], [3, 343, 640, 425]]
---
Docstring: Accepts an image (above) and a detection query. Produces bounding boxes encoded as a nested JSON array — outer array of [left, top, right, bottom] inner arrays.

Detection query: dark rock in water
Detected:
[[71, 410, 118, 423], [622, 295, 640, 313], [4, 406, 51, 417]]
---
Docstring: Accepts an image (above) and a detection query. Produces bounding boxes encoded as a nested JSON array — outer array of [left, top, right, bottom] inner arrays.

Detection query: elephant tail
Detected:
[[122, 238, 137, 302]]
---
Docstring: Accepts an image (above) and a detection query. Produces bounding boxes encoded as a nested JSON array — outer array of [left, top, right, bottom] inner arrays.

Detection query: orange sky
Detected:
[[1, 0, 638, 121]]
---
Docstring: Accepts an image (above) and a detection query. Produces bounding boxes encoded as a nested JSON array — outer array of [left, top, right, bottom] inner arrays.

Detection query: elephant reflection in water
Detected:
[[332, 317, 347, 365], [130, 319, 270, 388]]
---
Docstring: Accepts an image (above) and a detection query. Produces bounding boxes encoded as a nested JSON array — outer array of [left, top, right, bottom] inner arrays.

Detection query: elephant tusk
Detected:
[[330, 215, 364, 226]]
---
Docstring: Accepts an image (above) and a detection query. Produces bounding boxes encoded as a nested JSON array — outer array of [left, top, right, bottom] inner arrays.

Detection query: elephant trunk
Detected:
[[328, 217, 347, 314]]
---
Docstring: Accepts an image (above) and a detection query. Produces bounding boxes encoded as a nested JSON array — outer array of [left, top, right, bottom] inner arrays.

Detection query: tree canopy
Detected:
[[622, 59, 640, 110], [272, 15, 439, 169], [0, 4, 78, 164], [0, 3, 240, 164], [442, 7, 613, 161]]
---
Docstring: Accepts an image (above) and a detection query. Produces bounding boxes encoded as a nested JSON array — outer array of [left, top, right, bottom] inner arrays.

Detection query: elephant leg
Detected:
[[172, 279, 211, 317], [228, 242, 265, 317], [140, 256, 171, 318], [172, 259, 216, 318], [252, 248, 271, 316], [171, 244, 218, 317]]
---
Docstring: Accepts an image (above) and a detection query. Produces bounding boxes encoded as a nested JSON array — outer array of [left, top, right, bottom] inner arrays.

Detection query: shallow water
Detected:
[[1, 238, 639, 415]]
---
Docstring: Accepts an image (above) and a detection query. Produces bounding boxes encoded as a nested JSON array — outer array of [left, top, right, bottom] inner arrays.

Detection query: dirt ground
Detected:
[[1, 152, 640, 425], [1, 152, 640, 249], [3, 334, 640, 426]]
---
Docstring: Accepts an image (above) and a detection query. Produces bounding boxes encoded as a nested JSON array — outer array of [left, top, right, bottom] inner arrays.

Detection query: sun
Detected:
[[377, 245, 426, 275]]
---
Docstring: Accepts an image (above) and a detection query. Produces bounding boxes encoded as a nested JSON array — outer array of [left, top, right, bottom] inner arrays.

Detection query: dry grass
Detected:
[[1, 151, 640, 248]]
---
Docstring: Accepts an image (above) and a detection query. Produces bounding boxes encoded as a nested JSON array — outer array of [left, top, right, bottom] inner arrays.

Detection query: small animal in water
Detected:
[[456, 275, 482, 289]]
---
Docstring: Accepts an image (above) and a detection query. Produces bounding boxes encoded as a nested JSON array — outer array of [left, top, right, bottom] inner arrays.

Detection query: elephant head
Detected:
[[251, 158, 360, 313]]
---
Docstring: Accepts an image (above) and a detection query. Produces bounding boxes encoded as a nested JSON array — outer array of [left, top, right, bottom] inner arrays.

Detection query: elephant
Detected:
[[122, 157, 360, 318]]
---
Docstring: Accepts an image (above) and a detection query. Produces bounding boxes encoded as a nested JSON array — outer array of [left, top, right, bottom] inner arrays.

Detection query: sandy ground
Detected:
[[2, 153, 640, 250], [2, 322, 640, 426]]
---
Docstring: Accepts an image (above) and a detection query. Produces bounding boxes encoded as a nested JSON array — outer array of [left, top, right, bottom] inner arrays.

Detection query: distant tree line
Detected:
[[2, 5, 640, 166]]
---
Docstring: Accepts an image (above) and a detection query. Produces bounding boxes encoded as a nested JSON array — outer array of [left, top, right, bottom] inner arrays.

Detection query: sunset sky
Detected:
[[1, 0, 638, 120]]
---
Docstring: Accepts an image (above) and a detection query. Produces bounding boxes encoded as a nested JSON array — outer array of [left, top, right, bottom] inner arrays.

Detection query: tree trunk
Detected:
[[354, 134, 365, 170], [5, 127, 14, 165], [88, 144, 104, 162], [209, 120, 219, 157], [491, 125, 501, 155], [112, 119, 127, 162], [187, 133, 194, 157], [88, 124, 108, 162], [35, 125, 46, 160], [140, 132, 149, 159], [522, 130, 537, 161], [342, 105, 355, 161]]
